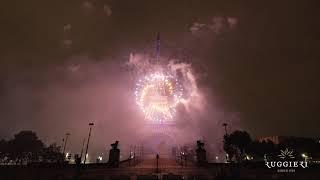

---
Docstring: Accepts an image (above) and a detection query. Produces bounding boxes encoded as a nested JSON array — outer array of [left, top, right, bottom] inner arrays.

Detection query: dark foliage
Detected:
[[224, 130, 320, 162], [223, 130, 252, 162], [0, 131, 63, 165]]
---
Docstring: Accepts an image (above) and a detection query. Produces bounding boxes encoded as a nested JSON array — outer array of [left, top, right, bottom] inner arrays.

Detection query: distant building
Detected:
[[258, 136, 289, 144], [258, 136, 319, 145]]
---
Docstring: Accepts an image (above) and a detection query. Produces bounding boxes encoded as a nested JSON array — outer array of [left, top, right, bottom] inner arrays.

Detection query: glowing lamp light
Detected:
[[98, 156, 103, 161]]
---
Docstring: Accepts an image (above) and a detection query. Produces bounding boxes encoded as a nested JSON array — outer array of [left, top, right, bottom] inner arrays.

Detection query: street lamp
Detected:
[[301, 153, 308, 162], [84, 122, 94, 164], [80, 138, 86, 162], [62, 133, 70, 158]]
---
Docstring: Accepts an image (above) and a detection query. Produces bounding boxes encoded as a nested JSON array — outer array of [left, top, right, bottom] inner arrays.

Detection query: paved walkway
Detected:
[[134, 154, 179, 168], [125, 154, 211, 176]]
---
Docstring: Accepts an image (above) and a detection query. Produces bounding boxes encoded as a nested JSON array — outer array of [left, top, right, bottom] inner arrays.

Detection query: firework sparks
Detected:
[[135, 72, 183, 123]]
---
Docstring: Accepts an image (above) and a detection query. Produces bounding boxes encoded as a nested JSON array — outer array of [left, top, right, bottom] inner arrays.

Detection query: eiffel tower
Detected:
[[139, 33, 179, 156]]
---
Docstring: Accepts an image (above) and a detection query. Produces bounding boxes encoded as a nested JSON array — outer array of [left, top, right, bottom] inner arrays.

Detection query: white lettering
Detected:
[[300, 161, 308, 168], [276, 161, 282, 167], [265, 162, 271, 168], [265, 160, 308, 169]]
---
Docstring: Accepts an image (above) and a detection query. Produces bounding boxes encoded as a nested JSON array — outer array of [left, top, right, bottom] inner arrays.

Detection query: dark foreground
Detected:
[[0, 162, 319, 180]]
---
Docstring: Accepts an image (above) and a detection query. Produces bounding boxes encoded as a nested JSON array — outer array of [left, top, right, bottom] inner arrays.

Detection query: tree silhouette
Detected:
[[0, 131, 66, 165], [0, 139, 8, 164], [42, 143, 63, 163], [8, 131, 44, 165], [223, 130, 252, 162], [223, 134, 237, 162]]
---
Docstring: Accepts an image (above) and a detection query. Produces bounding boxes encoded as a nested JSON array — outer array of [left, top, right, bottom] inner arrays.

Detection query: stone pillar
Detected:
[[196, 140, 207, 166], [108, 141, 120, 167]]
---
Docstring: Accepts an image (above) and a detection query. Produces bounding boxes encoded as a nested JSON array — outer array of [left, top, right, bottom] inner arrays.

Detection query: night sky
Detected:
[[0, 0, 319, 145]]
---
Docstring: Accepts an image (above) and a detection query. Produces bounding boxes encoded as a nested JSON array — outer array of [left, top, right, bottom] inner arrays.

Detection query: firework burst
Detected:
[[135, 72, 183, 123]]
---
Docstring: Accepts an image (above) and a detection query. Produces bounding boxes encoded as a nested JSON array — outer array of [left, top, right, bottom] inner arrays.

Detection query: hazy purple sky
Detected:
[[0, 1, 319, 154]]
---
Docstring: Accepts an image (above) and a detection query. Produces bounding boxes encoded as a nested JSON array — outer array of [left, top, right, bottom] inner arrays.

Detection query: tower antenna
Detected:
[[156, 32, 160, 64]]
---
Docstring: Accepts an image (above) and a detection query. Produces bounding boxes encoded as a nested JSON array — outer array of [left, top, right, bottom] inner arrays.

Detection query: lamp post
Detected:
[[62, 133, 70, 158], [222, 123, 228, 136], [84, 122, 94, 164], [302, 153, 308, 162], [80, 138, 86, 162]]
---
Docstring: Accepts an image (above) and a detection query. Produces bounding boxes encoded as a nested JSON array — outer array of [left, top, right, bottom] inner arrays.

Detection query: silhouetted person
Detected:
[[74, 154, 81, 166], [108, 141, 120, 167], [156, 154, 159, 173], [74, 154, 81, 179]]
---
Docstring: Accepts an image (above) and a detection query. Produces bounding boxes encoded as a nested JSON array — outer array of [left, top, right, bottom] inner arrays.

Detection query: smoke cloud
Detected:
[[0, 15, 240, 162], [126, 52, 240, 158], [189, 16, 238, 37]]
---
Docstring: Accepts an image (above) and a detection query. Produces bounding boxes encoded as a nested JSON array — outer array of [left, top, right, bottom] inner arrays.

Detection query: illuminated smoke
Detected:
[[128, 54, 206, 121], [127, 50, 241, 158], [135, 72, 183, 123], [128, 54, 207, 128], [168, 61, 204, 113], [189, 16, 238, 36]]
